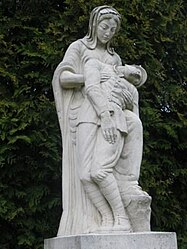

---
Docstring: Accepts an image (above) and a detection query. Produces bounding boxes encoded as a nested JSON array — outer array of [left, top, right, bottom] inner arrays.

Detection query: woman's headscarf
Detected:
[[82, 5, 121, 53]]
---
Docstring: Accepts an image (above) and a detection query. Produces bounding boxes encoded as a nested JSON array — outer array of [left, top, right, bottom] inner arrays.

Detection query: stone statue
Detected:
[[52, 5, 151, 236]]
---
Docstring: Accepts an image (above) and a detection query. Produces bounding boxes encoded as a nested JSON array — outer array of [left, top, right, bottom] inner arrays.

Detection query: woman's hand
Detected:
[[100, 111, 117, 144], [112, 79, 134, 110], [121, 88, 133, 110]]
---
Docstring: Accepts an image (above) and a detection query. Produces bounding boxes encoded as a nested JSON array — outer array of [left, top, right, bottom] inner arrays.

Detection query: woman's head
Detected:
[[84, 6, 121, 51]]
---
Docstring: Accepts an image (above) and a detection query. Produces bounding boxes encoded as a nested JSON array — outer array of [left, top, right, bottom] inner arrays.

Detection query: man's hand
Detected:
[[100, 111, 117, 144]]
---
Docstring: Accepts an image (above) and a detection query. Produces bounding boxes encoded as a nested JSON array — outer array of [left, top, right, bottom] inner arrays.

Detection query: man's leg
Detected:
[[115, 110, 143, 180], [113, 111, 151, 232], [77, 123, 113, 228], [90, 127, 131, 231]]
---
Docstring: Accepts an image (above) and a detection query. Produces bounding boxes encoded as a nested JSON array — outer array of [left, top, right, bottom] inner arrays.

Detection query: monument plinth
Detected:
[[44, 232, 177, 249]]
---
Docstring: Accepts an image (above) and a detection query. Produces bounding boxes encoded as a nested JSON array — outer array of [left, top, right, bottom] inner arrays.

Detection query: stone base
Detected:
[[44, 232, 177, 249]]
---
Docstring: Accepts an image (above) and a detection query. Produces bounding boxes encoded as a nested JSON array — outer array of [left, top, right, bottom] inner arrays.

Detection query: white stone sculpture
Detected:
[[52, 5, 151, 236]]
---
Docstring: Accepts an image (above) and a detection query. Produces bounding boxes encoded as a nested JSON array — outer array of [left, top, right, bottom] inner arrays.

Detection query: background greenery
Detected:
[[0, 0, 186, 248]]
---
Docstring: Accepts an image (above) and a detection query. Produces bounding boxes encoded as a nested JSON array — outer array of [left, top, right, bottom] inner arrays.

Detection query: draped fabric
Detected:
[[52, 40, 101, 235]]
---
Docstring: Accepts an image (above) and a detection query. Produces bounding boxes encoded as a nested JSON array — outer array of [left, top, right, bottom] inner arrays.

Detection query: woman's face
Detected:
[[97, 17, 118, 45]]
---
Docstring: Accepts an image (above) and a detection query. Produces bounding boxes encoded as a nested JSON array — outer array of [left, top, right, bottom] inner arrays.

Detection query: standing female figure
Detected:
[[52, 5, 151, 236]]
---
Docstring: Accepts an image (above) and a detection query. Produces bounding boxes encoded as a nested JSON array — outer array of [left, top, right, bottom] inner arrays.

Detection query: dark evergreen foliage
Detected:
[[0, 0, 186, 248]]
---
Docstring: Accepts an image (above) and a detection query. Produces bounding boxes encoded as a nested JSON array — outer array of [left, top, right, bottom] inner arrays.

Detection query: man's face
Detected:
[[127, 66, 142, 86]]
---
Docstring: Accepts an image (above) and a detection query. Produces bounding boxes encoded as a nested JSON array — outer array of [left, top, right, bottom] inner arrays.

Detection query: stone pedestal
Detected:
[[44, 232, 177, 249]]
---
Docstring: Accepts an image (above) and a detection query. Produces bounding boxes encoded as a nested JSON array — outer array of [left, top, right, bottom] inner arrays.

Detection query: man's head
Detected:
[[119, 64, 147, 87]]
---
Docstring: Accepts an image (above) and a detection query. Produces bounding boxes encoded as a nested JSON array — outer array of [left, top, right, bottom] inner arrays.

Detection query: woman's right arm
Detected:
[[59, 40, 84, 89], [60, 70, 84, 89]]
